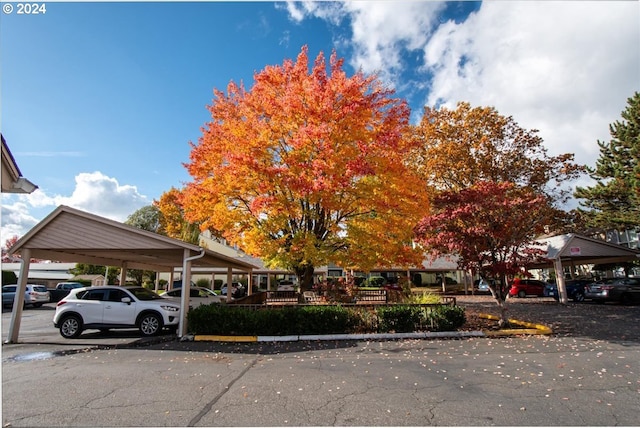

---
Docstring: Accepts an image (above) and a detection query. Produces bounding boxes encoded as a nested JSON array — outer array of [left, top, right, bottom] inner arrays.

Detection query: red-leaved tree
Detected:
[[414, 181, 550, 325]]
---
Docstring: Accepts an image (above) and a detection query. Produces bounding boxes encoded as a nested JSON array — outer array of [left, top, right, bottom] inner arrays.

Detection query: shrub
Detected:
[[429, 305, 466, 331], [195, 278, 211, 288], [187, 303, 466, 335], [187, 304, 359, 335], [2, 271, 17, 285], [376, 305, 422, 333]]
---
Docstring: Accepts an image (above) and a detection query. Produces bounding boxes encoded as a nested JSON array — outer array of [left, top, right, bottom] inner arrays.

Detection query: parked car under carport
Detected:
[[584, 277, 640, 304]]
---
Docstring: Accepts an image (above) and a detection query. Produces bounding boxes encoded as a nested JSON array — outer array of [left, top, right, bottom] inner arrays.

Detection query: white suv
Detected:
[[53, 286, 181, 338]]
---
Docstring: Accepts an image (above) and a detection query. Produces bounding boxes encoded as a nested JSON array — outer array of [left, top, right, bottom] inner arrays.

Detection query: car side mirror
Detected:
[[121, 297, 132, 305]]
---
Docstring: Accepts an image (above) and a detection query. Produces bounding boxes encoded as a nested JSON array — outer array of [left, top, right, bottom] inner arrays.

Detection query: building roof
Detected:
[[530, 233, 640, 268], [9, 205, 258, 272], [1, 134, 37, 194]]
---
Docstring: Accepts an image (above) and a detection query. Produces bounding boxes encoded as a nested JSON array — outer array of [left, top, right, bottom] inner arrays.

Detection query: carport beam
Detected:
[[6, 248, 31, 344], [119, 262, 127, 286], [178, 249, 205, 337], [226, 267, 233, 299], [553, 258, 568, 305]]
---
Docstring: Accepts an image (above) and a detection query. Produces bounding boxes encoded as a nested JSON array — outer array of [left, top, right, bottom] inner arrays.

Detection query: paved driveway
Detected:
[[2, 298, 639, 426]]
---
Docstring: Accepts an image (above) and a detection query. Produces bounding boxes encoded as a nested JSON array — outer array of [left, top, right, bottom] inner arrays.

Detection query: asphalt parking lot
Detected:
[[2, 297, 639, 426]]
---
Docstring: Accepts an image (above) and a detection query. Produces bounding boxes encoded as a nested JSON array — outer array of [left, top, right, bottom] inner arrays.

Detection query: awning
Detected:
[[530, 233, 640, 269]]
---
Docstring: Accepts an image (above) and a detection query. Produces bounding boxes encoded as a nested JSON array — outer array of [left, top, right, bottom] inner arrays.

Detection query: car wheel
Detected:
[[59, 315, 83, 339], [138, 313, 162, 336], [573, 292, 585, 302], [518, 290, 526, 298], [32, 303, 42, 308]]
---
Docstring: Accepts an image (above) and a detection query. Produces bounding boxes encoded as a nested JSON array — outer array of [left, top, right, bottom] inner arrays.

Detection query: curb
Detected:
[[187, 316, 552, 343], [189, 331, 486, 343], [479, 313, 553, 336]]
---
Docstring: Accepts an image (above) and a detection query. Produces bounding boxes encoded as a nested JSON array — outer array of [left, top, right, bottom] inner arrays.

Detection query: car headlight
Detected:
[[161, 305, 180, 312]]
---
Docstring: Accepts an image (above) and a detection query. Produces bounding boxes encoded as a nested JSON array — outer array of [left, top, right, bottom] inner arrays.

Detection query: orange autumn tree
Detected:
[[182, 47, 427, 290], [408, 102, 584, 194], [154, 187, 201, 245]]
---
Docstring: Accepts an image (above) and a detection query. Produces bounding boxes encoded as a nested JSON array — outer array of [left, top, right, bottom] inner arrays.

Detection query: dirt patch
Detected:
[[455, 294, 640, 342]]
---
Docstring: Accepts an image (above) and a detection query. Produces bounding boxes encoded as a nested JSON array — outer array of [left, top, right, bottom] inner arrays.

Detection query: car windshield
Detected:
[[33, 286, 48, 292], [128, 287, 163, 301]]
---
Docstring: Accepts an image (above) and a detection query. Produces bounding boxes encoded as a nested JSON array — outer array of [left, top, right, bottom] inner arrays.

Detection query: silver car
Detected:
[[160, 286, 226, 308], [584, 277, 640, 304], [2, 284, 50, 308]]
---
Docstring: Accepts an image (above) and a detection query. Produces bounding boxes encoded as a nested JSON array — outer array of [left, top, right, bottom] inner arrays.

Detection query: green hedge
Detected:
[[2, 270, 18, 285], [187, 304, 465, 335]]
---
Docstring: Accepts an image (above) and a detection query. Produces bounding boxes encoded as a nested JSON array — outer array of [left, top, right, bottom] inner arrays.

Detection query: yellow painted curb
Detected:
[[479, 313, 552, 336], [194, 335, 257, 342]]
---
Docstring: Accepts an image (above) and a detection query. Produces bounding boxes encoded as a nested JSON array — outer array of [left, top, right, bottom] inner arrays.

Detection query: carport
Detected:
[[531, 233, 640, 304], [5, 205, 258, 343]]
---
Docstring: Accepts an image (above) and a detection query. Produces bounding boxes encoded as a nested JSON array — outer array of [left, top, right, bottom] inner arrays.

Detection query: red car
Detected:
[[508, 279, 549, 298]]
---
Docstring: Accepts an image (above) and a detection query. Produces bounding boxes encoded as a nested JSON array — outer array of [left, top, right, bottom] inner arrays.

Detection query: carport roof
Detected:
[[530, 233, 640, 268], [9, 205, 258, 272]]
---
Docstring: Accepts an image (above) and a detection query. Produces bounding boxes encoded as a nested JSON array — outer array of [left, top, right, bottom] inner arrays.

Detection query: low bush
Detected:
[[2, 270, 17, 285], [376, 305, 422, 333], [188, 303, 466, 336], [195, 278, 211, 288], [429, 305, 466, 331]]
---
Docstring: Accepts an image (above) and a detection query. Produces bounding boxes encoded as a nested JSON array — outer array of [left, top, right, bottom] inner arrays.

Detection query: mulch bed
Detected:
[[460, 306, 506, 331], [454, 294, 640, 341]]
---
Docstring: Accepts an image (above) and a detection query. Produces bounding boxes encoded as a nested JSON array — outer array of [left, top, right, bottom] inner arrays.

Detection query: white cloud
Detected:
[[282, 1, 345, 26], [0, 202, 40, 243], [422, 1, 639, 167], [1, 171, 149, 239], [340, 1, 444, 82], [286, 1, 639, 174], [283, 1, 445, 85], [57, 172, 149, 221]]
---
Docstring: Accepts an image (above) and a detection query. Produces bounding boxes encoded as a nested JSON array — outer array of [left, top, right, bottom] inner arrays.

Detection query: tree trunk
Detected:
[[294, 264, 315, 292], [486, 273, 510, 327]]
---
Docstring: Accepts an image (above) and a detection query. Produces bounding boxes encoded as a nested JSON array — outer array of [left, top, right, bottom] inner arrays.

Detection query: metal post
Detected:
[[226, 267, 233, 299], [178, 249, 205, 337], [554, 258, 568, 305], [119, 262, 127, 286], [6, 249, 31, 344]]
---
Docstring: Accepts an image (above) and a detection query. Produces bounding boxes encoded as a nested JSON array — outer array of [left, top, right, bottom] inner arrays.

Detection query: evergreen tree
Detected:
[[574, 92, 640, 231]]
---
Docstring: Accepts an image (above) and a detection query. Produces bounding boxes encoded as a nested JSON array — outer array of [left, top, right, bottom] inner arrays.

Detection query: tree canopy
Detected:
[[154, 187, 201, 245], [414, 181, 548, 322], [181, 46, 428, 289], [124, 206, 162, 286], [408, 102, 584, 205], [574, 92, 640, 232], [124, 205, 161, 234], [410, 103, 584, 322]]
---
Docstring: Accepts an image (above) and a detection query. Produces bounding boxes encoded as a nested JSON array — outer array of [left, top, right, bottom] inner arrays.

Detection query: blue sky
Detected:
[[1, 1, 638, 242]]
